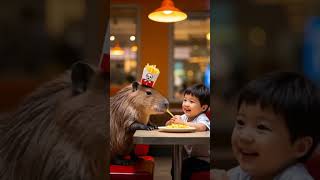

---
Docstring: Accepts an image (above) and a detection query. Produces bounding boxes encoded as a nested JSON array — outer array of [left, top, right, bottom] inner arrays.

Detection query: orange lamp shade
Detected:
[[148, 0, 187, 23]]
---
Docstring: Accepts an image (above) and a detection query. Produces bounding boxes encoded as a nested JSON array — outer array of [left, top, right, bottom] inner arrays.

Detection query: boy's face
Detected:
[[231, 103, 302, 178], [182, 94, 206, 118]]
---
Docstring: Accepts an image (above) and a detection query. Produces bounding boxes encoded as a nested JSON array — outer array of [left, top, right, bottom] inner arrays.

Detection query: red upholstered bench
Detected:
[[191, 170, 210, 180], [110, 145, 154, 180]]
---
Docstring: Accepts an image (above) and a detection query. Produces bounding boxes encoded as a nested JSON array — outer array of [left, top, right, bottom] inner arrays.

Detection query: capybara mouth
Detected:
[[153, 106, 167, 114]]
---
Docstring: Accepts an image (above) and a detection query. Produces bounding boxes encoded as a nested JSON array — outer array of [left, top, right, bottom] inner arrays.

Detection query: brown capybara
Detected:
[[110, 82, 169, 165], [0, 62, 108, 180]]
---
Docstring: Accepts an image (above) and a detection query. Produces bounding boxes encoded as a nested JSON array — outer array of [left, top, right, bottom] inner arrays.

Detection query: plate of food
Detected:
[[158, 124, 196, 133]]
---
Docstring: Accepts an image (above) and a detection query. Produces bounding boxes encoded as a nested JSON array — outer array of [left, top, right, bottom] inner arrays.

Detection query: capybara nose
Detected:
[[163, 99, 169, 109]]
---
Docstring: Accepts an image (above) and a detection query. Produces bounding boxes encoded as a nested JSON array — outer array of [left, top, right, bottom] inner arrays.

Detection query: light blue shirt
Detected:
[[180, 113, 210, 130], [227, 163, 314, 180]]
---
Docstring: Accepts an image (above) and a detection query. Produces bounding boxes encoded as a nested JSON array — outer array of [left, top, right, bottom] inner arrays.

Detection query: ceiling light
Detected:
[[148, 0, 187, 23]]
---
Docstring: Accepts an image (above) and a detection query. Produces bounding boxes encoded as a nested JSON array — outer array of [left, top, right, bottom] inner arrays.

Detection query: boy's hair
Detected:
[[237, 71, 320, 162], [184, 84, 210, 112]]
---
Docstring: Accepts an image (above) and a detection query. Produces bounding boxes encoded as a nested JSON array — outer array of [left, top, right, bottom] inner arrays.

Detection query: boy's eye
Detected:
[[257, 124, 271, 131], [236, 119, 245, 126]]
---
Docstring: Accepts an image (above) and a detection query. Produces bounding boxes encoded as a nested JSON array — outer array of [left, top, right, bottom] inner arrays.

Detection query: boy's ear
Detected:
[[201, 104, 209, 112], [293, 136, 313, 159]]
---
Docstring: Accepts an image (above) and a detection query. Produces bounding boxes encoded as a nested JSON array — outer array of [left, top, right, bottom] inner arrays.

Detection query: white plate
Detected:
[[158, 126, 196, 133]]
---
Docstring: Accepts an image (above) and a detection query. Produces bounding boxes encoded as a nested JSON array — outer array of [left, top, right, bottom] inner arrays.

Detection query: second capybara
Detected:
[[0, 62, 108, 180], [110, 81, 169, 165]]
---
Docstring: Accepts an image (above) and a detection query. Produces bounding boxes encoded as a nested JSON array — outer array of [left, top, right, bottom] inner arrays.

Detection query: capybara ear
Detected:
[[71, 62, 95, 95], [132, 81, 139, 92]]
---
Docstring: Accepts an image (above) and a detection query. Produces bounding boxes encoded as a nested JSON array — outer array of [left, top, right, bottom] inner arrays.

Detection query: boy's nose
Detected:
[[183, 101, 190, 106], [238, 129, 254, 144]]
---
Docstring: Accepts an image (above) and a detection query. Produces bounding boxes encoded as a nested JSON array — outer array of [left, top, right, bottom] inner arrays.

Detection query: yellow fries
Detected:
[[166, 123, 189, 128], [145, 64, 160, 74]]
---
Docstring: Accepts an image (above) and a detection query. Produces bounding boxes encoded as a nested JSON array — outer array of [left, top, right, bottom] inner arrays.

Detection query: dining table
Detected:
[[133, 129, 210, 180]]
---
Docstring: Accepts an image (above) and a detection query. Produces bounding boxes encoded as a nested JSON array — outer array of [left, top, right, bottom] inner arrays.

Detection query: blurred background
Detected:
[[0, 0, 107, 115], [212, 0, 320, 169]]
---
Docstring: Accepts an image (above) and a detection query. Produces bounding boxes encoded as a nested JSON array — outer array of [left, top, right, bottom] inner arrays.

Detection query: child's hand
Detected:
[[165, 119, 174, 126], [169, 115, 185, 125], [165, 115, 182, 126]]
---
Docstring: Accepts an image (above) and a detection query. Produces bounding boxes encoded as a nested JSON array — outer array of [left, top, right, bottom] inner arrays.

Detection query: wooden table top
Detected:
[[133, 130, 210, 145]]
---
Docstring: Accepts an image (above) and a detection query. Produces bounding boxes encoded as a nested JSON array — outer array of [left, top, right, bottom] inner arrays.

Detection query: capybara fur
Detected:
[[110, 81, 168, 165], [0, 62, 108, 180]]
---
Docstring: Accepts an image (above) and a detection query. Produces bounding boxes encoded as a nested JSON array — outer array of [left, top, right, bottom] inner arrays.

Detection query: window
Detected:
[[110, 5, 139, 86], [170, 13, 210, 100]]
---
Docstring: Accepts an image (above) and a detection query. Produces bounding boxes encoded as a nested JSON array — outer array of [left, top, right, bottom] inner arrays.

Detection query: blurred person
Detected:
[[213, 71, 320, 180]]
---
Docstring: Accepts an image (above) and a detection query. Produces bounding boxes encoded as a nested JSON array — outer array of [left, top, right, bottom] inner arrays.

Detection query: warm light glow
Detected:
[[110, 36, 115, 41], [130, 35, 136, 41], [163, 10, 173, 15], [187, 70, 194, 77], [110, 42, 124, 56], [148, 0, 187, 23], [206, 33, 210, 40], [131, 45, 138, 52]]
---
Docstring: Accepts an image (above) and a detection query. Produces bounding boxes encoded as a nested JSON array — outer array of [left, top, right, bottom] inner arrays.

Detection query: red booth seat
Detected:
[[191, 170, 210, 180], [110, 145, 154, 180]]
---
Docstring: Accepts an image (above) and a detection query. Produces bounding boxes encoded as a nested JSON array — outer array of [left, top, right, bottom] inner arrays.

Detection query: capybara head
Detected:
[[0, 62, 108, 180], [110, 81, 168, 158], [111, 81, 169, 125]]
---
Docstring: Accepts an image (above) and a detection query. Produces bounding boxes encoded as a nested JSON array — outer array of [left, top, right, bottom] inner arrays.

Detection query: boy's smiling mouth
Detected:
[[238, 148, 259, 161]]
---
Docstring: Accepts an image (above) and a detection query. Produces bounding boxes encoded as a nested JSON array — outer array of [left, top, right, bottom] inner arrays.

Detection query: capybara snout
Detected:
[[163, 99, 169, 109], [156, 99, 169, 113]]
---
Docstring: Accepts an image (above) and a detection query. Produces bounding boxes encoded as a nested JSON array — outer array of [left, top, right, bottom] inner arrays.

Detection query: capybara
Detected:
[[110, 82, 169, 165], [0, 62, 108, 180]]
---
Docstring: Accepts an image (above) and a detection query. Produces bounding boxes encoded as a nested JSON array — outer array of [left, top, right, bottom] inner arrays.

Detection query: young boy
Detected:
[[166, 84, 210, 180], [215, 71, 320, 180], [166, 84, 210, 131]]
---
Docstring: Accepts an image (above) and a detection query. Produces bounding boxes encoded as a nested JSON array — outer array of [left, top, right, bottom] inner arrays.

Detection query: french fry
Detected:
[[166, 109, 174, 117]]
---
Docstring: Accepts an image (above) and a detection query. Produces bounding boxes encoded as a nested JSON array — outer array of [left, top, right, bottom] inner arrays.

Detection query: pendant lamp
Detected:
[[110, 42, 124, 56], [148, 0, 187, 23]]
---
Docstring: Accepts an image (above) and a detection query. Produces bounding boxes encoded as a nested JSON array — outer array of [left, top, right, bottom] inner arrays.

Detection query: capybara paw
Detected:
[[146, 125, 157, 131]]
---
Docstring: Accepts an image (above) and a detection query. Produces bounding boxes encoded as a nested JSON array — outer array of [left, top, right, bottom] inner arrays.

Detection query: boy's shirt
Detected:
[[180, 113, 210, 130], [180, 113, 210, 161], [227, 163, 314, 180]]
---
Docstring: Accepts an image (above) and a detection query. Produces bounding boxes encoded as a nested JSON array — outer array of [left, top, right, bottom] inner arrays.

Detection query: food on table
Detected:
[[166, 123, 189, 128]]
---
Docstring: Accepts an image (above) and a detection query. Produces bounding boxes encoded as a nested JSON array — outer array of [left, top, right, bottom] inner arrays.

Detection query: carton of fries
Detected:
[[140, 64, 160, 87]]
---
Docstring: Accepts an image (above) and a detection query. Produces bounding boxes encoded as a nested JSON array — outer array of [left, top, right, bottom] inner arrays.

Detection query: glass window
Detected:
[[170, 13, 210, 100], [110, 6, 139, 87]]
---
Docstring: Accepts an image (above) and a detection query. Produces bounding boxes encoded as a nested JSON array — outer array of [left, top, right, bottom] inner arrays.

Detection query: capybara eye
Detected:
[[146, 91, 152, 95]]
